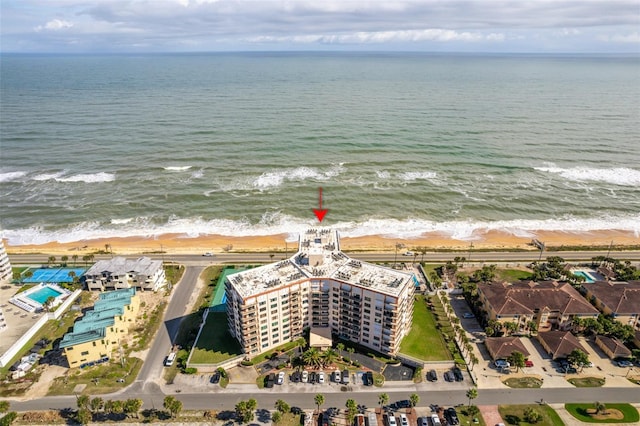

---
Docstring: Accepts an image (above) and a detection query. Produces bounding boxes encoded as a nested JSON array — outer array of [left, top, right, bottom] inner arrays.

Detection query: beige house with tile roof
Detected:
[[595, 335, 632, 359], [478, 281, 599, 333], [582, 281, 640, 329], [537, 330, 586, 359], [484, 337, 530, 360]]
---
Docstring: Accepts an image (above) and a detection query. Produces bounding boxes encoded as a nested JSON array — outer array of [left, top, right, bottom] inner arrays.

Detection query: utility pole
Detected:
[[538, 241, 545, 262], [606, 240, 613, 259]]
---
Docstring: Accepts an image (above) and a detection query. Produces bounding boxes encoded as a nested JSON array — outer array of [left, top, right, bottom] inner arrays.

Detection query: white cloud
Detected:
[[600, 32, 640, 43], [35, 19, 73, 32]]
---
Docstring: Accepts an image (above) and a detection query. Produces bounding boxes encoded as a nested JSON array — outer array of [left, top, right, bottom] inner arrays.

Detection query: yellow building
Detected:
[[60, 288, 138, 368]]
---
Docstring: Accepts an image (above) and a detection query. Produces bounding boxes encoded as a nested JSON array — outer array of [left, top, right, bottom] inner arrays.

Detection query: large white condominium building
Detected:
[[84, 256, 167, 291], [226, 228, 415, 356], [0, 240, 12, 283]]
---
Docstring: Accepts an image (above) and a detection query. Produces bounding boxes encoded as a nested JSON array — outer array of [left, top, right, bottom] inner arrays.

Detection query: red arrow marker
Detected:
[[313, 187, 328, 222]]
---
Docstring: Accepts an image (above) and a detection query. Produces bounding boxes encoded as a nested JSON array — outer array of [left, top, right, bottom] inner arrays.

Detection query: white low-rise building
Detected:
[[226, 228, 415, 356], [84, 256, 166, 291]]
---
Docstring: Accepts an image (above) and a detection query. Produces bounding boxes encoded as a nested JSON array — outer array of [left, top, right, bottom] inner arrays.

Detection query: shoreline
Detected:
[[4, 229, 639, 256]]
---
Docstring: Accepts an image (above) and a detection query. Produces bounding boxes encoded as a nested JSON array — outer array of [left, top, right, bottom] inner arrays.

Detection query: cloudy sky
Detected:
[[2, 0, 639, 53]]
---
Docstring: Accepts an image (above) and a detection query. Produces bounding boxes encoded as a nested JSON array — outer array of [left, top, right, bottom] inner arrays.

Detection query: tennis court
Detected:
[[23, 267, 86, 283]]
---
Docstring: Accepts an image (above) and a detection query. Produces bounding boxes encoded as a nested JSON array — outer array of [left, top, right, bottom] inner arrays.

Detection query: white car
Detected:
[[301, 370, 308, 383], [403, 251, 414, 256], [276, 371, 285, 385], [387, 415, 397, 426], [318, 372, 325, 384], [202, 252, 213, 257], [334, 371, 341, 383], [430, 414, 441, 426], [494, 359, 510, 369], [399, 414, 409, 426]]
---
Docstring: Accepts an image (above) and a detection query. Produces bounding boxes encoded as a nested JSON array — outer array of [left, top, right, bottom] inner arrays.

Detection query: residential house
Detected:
[[484, 337, 530, 360], [477, 281, 599, 332], [595, 335, 632, 359], [582, 281, 640, 329], [537, 330, 586, 359], [84, 256, 167, 291]]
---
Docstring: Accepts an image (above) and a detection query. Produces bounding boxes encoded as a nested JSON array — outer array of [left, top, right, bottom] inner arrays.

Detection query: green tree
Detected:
[[125, 398, 142, 419], [345, 399, 358, 423], [595, 401, 607, 415], [271, 411, 282, 423], [466, 387, 478, 407], [302, 348, 321, 368], [336, 342, 345, 359], [163, 396, 182, 418], [378, 393, 389, 409], [76, 408, 92, 425], [568, 349, 590, 372], [90, 397, 104, 413], [409, 393, 420, 407], [321, 348, 338, 367], [275, 399, 290, 414], [508, 351, 526, 372], [314, 394, 325, 413], [48, 255, 56, 266], [523, 407, 542, 423], [111, 400, 124, 415], [0, 401, 9, 413], [76, 394, 90, 411], [61, 255, 69, 266], [72, 254, 78, 266], [347, 347, 355, 364], [0, 412, 17, 426]]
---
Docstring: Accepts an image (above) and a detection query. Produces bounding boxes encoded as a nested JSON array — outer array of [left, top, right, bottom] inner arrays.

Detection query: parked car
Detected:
[[310, 372, 317, 384], [386, 415, 397, 426], [396, 400, 411, 409], [210, 372, 220, 384], [302, 370, 309, 383], [333, 370, 342, 383], [452, 367, 464, 381], [342, 369, 350, 384], [265, 373, 275, 388], [427, 369, 438, 382], [430, 414, 442, 426], [445, 408, 459, 425], [525, 360, 534, 367], [276, 371, 285, 385], [494, 359, 510, 369], [418, 417, 429, 426], [462, 312, 475, 319], [399, 414, 409, 426], [291, 371, 301, 382], [318, 371, 325, 384], [616, 359, 633, 368], [444, 371, 454, 382], [365, 371, 374, 386]]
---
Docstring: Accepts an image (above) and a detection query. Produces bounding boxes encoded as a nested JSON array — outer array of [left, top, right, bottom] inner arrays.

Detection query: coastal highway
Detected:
[[8, 249, 640, 265]]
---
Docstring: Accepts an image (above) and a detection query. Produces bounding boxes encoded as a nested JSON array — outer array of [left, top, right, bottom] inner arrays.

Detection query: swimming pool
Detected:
[[27, 286, 63, 304], [573, 271, 595, 283]]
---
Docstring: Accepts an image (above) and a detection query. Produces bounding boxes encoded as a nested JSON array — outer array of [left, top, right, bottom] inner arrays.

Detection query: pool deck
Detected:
[[0, 285, 46, 360]]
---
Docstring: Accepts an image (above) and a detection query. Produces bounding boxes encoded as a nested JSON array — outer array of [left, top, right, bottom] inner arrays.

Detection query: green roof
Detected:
[[98, 287, 136, 301], [60, 328, 106, 348]]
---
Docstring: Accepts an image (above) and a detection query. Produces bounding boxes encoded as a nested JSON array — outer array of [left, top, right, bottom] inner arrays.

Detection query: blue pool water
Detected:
[[27, 287, 63, 304], [573, 271, 595, 283]]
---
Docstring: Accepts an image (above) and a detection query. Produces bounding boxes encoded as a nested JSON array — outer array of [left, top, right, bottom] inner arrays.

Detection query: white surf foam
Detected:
[[535, 165, 640, 187], [32, 171, 66, 181], [252, 164, 346, 190], [376, 170, 391, 179], [397, 171, 438, 181], [3, 212, 639, 246], [164, 166, 192, 171], [0, 171, 27, 183], [55, 172, 115, 183]]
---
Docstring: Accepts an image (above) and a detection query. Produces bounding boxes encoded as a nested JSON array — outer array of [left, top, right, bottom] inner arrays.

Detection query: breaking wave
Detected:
[[252, 164, 345, 190], [55, 172, 116, 183], [0, 171, 28, 183], [534, 165, 640, 187], [164, 166, 192, 171]]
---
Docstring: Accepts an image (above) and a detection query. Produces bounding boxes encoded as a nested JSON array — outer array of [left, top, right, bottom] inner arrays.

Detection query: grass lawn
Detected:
[[48, 357, 143, 396], [568, 377, 606, 387], [458, 407, 486, 426], [399, 295, 452, 361], [495, 268, 533, 282], [498, 404, 564, 426], [189, 312, 243, 364], [565, 403, 639, 423], [276, 411, 303, 426], [251, 339, 304, 365], [164, 263, 186, 286], [503, 376, 543, 388]]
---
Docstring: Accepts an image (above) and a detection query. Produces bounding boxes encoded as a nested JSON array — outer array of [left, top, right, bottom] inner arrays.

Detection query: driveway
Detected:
[[383, 363, 415, 381], [479, 405, 504, 426]]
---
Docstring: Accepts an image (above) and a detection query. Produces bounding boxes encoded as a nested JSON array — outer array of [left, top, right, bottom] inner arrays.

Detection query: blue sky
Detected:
[[1, 0, 639, 53]]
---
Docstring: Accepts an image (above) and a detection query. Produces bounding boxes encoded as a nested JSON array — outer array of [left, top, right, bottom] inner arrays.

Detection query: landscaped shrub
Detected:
[[183, 367, 197, 375], [241, 360, 253, 366]]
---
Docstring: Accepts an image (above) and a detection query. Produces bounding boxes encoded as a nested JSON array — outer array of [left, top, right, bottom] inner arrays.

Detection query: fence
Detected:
[[0, 289, 81, 367]]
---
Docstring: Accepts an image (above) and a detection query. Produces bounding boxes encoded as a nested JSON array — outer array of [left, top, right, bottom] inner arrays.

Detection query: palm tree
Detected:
[[61, 255, 69, 266], [48, 255, 56, 266], [72, 254, 78, 266], [466, 387, 478, 407], [336, 343, 345, 360], [409, 393, 419, 407], [419, 247, 428, 264], [378, 393, 389, 410], [321, 348, 337, 368], [314, 394, 325, 414], [469, 354, 479, 371], [347, 347, 355, 364], [302, 348, 321, 368]]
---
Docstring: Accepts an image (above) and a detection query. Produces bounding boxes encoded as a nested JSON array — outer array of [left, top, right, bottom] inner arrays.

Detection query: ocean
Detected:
[[1, 52, 639, 245]]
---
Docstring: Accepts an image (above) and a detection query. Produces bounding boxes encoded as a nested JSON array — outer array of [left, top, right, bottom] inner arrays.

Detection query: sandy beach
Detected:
[[4, 229, 638, 256]]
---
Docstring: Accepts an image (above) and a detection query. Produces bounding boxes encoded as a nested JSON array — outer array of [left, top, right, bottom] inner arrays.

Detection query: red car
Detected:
[[525, 360, 534, 367]]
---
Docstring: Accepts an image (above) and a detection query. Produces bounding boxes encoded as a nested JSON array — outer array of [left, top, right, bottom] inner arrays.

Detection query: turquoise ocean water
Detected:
[[1, 53, 639, 244]]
